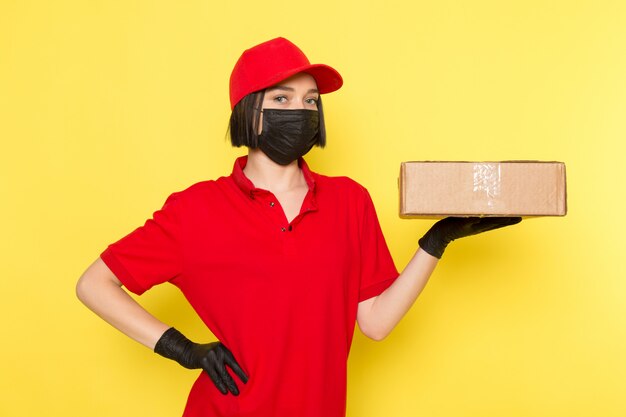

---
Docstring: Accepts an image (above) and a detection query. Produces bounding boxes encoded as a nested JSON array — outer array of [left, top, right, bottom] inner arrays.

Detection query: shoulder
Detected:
[[313, 173, 376, 220], [168, 175, 233, 199], [158, 177, 232, 211], [312, 170, 363, 190], [314, 173, 371, 201]]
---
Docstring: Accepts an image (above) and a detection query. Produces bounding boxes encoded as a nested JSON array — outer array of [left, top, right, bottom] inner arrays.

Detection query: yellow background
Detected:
[[1, 1, 625, 416]]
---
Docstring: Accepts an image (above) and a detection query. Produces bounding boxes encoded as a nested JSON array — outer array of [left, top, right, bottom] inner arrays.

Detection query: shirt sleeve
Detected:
[[100, 192, 183, 295], [357, 187, 400, 302]]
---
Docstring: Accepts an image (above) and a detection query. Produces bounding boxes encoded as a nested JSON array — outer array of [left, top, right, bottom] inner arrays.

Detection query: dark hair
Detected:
[[228, 91, 327, 148]]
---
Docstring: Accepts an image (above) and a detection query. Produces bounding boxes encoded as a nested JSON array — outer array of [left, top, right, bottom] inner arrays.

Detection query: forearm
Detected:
[[76, 258, 170, 349], [359, 247, 439, 340]]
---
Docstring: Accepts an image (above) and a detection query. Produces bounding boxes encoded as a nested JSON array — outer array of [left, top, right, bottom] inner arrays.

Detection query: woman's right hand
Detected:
[[154, 327, 248, 395], [77, 259, 248, 396]]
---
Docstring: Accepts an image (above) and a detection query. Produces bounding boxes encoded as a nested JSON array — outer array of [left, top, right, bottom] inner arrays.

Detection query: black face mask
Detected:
[[257, 109, 320, 165]]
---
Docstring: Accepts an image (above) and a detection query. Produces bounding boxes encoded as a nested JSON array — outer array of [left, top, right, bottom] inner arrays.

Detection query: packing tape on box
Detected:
[[473, 163, 501, 207]]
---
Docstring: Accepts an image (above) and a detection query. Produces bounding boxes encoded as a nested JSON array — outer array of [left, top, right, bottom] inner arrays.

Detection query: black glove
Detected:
[[418, 216, 522, 259], [154, 327, 248, 395]]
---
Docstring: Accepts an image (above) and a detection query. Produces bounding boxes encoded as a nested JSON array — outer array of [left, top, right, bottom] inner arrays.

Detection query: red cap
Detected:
[[229, 37, 343, 110]]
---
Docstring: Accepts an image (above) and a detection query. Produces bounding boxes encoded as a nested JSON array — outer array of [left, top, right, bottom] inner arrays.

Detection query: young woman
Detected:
[[76, 37, 521, 417]]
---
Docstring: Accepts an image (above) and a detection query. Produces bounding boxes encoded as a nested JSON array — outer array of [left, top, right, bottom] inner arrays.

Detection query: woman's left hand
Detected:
[[418, 216, 522, 259]]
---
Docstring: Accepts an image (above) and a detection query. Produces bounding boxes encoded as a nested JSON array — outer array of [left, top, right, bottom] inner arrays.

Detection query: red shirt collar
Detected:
[[231, 156, 317, 198]]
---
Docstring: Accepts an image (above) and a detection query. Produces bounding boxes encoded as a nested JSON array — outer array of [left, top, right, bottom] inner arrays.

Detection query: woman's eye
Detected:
[[305, 98, 319, 105], [274, 96, 287, 103]]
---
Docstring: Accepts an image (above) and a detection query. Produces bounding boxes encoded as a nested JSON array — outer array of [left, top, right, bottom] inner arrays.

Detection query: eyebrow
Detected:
[[266, 86, 319, 94]]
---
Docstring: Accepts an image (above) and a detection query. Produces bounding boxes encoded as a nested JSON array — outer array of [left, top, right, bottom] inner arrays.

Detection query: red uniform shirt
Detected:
[[101, 156, 399, 417]]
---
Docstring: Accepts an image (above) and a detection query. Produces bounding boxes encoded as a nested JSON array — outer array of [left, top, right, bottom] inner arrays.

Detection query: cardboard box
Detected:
[[399, 161, 567, 218]]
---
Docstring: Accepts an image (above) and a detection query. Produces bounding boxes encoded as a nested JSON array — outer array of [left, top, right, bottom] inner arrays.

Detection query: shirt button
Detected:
[[288, 225, 293, 232], [270, 202, 275, 207], [281, 227, 286, 232]]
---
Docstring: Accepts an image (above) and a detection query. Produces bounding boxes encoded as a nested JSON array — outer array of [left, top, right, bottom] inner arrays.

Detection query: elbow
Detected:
[[75, 273, 91, 304], [359, 322, 391, 342], [76, 258, 120, 305], [367, 329, 390, 342], [357, 301, 393, 341]]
